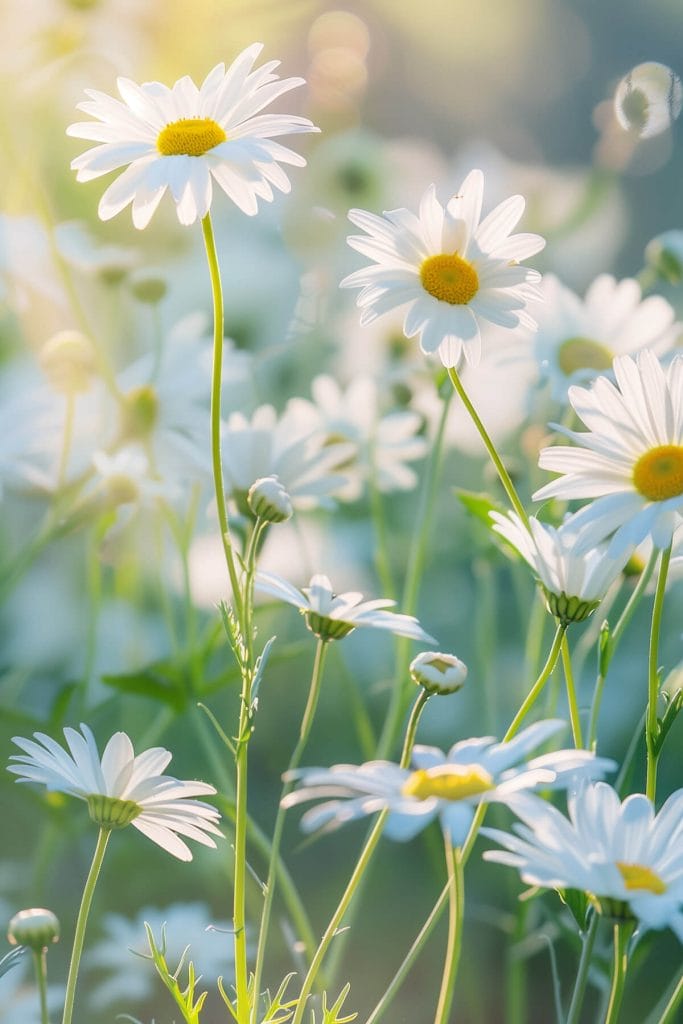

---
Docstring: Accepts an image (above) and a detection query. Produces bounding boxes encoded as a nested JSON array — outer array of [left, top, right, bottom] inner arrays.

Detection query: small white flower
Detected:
[[8, 724, 222, 861], [528, 274, 679, 402], [490, 511, 628, 623], [533, 351, 683, 556], [341, 170, 545, 367], [483, 782, 683, 941], [409, 651, 468, 695], [68, 45, 318, 228], [284, 720, 614, 846], [255, 570, 434, 643]]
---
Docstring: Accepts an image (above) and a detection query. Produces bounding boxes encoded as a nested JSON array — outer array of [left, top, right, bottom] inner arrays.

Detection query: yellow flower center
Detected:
[[632, 445, 683, 501], [157, 117, 227, 157], [557, 336, 614, 377], [402, 764, 494, 801], [419, 253, 479, 305], [616, 861, 667, 894]]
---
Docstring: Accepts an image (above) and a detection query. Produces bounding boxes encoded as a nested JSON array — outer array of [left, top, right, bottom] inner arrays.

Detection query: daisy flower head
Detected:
[[255, 570, 435, 643], [529, 274, 679, 402], [284, 720, 614, 847], [490, 511, 628, 625], [68, 43, 319, 228], [483, 782, 683, 941], [8, 724, 221, 861], [534, 350, 683, 556], [341, 170, 545, 368]]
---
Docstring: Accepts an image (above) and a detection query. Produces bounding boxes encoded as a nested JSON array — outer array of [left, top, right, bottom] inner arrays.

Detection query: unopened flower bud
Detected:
[[248, 476, 293, 523], [410, 651, 467, 695], [129, 270, 167, 304], [38, 330, 97, 393], [645, 231, 683, 284], [8, 909, 60, 951], [542, 587, 600, 626]]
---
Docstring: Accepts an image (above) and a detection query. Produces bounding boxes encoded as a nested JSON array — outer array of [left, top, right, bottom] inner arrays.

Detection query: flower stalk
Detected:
[[61, 828, 110, 1024]]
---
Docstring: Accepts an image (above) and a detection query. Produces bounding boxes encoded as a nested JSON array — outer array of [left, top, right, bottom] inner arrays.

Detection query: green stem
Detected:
[[291, 690, 430, 1024], [447, 366, 529, 527], [376, 390, 451, 759], [646, 543, 671, 802], [201, 212, 242, 618], [61, 828, 110, 1024], [56, 392, 76, 491], [588, 550, 658, 750], [505, 623, 566, 740], [32, 949, 50, 1024], [433, 840, 464, 1024], [565, 911, 598, 1024], [561, 633, 583, 748], [603, 921, 634, 1024], [653, 969, 683, 1024], [250, 639, 329, 1023]]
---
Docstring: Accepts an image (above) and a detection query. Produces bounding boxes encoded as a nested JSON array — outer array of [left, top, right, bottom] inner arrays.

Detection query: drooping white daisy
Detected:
[[87, 902, 233, 1009], [221, 404, 354, 512], [284, 720, 614, 846], [8, 724, 222, 861], [340, 170, 545, 367], [490, 511, 628, 624], [68, 43, 319, 228], [286, 374, 428, 500], [255, 570, 435, 643], [533, 350, 683, 556], [528, 274, 679, 401], [483, 782, 683, 941]]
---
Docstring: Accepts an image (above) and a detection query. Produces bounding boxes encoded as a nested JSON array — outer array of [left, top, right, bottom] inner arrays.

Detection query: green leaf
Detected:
[[455, 489, 508, 528], [557, 887, 590, 932], [102, 662, 186, 712]]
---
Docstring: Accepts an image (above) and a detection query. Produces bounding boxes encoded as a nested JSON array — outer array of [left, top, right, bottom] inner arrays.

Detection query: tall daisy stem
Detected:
[[433, 839, 465, 1024], [61, 827, 110, 1024], [561, 634, 583, 748], [565, 911, 599, 1024], [505, 623, 566, 740], [447, 366, 529, 527], [604, 921, 634, 1024], [291, 690, 430, 1024], [250, 638, 329, 1023], [32, 949, 50, 1024], [646, 542, 671, 802], [654, 968, 683, 1024]]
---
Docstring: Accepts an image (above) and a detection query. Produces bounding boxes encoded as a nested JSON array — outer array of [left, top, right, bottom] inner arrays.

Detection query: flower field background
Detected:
[[0, 2, 682, 1023]]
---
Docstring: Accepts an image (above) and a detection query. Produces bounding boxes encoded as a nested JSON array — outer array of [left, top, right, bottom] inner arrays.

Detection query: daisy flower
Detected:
[[68, 43, 319, 228], [255, 570, 434, 643], [8, 724, 221, 861], [533, 350, 683, 556], [340, 170, 545, 367], [490, 511, 628, 624], [483, 782, 683, 940], [284, 720, 614, 846], [529, 274, 679, 401]]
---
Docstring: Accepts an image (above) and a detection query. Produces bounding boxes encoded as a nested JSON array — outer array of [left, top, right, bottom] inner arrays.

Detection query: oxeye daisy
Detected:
[[340, 170, 545, 367], [8, 724, 221, 861], [67, 43, 319, 228], [533, 350, 683, 556], [283, 720, 614, 846], [483, 782, 683, 941]]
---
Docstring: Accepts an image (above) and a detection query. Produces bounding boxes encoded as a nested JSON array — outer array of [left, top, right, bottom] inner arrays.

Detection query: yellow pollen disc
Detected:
[[616, 862, 667, 895], [420, 253, 479, 305], [157, 117, 227, 157], [632, 445, 683, 501], [402, 764, 494, 801], [557, 336, 614, 377]]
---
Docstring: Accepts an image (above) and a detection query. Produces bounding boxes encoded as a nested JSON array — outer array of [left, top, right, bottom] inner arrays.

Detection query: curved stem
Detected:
[[654, 969, 683, 1024], [603, 921, 634, 1024], [447, 366, 529, 527], [561, 633, 583, 748], [565, 911, 599, 1024], [433, 840, 464, 1024], [201, 212, 242, 617], [505, 623, 566, 740], [250, 639, 329, 1023], [646, 542, 672, 802], [32, 949, 49, 1024], [61, 828, 110, 1024]]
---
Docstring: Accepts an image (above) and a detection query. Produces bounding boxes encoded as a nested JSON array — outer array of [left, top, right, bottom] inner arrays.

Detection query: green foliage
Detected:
[[137, 922, 208, 1024]]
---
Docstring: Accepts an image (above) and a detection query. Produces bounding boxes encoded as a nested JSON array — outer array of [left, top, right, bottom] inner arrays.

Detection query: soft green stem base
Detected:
[[561, 633, 583, 748], [62, 828, 110, 1024], [33, 949, 50, 1024], [646, 542, 672, 802], [565, 911, 599, 1024], [604, 921, 634, 1024], [433, 840, 464, 1024]]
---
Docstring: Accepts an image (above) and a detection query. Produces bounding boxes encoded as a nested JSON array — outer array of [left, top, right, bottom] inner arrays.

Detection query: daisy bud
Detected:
[[38, 330, 97, 393], [410, 651, 468, 695], [645, 230, 683, 284], [129, 270, 167, 305], [8, 909, 60, 951], [248, 476, 293, 523]]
